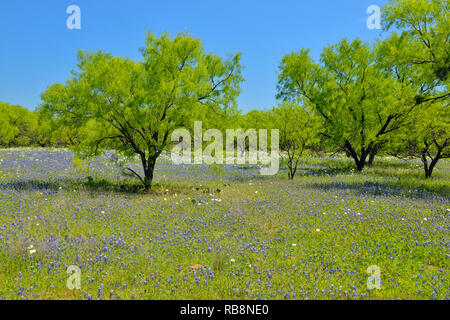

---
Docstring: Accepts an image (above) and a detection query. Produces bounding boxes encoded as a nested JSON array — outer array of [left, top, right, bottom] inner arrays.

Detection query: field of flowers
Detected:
[[0, 149, 448, 300]]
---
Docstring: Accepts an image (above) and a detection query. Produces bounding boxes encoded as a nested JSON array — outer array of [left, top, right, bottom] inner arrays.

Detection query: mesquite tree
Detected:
[[389, 101, 449, 178], [41, 32, 243, 189], [270, 103, 318, 180], [277, 39, 416, 172], [380, 0, 449, 177]]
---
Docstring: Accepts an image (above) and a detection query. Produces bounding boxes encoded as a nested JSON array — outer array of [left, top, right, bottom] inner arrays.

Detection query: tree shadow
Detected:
[[306, 180, 449, 201], [0, 177, 145, 195], [228, 173, 280, 183], [370, 161, 418, 169], [0, 180, 64, 193], [79, 178, 146, 194], [74, 176, 227, 196], [298, 165, 355, 177]]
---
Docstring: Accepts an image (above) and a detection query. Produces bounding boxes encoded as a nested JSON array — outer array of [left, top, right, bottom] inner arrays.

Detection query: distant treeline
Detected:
[[0, 101, 75, 148]]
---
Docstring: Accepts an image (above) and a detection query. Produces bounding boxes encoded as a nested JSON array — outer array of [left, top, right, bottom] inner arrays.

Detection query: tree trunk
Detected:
[[355, 158, 366, 172], [368, 145, 378, 166], [288, 166, 296, 180], [287, 151, 300, 180], [421, 152, 440, 179], [143, 156, 157, 190], [345, 141, 368, 172]]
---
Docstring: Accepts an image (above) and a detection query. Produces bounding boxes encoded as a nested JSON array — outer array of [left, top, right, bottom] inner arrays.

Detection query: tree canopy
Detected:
[[270, 103, 318, 180], [277, 39, 417, 171], [41, 32, 243, 189], [0, 102, 38, 147]]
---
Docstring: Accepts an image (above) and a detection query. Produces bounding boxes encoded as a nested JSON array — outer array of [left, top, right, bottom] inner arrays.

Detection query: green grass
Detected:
[[0, 149, 448, 300]]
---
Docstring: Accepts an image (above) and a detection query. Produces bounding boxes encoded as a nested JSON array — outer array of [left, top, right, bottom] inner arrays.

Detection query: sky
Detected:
[[0, 0, 387, 113]]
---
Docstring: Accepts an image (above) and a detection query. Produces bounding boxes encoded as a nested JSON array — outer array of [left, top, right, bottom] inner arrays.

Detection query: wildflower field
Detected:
[[0, 149, 448, 300]]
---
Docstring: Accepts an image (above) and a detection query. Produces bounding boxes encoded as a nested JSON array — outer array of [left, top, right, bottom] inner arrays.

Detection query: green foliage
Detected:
[[33, 105, 72, 147], [277, 39, 416, 171], [382, 0, 449, 89], [40, 31, 243, 189], [379, 0, 449, 177], [239, 109, 272, 131], [270, 103, 319, 179], [0, 102, 38, 147], [389, 101, 449, 177]]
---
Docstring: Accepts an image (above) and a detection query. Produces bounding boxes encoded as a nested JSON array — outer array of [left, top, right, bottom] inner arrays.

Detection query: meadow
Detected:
[[0, 149, 448, 300]]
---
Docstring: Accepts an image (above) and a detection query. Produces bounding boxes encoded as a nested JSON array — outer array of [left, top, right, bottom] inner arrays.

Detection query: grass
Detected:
[[0, 149, 448, 300]]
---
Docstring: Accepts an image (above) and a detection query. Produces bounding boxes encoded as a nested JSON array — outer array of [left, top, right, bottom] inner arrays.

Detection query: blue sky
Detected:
[[0, 0, 386, 112]]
